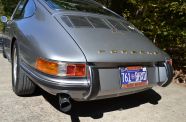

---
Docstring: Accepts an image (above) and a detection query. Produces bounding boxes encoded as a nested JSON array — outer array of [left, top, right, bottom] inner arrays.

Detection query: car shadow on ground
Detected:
[[41, 89, 161, 122]]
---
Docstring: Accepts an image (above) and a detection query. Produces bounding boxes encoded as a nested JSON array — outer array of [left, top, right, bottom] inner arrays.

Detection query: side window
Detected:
[[22, 0, 36, 18], [13, 0, 36, 20], [13, 0, 28, 19]]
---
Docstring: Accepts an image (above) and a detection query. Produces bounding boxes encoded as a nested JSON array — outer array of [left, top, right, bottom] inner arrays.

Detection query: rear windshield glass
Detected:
[[44, 0, 119, 17]]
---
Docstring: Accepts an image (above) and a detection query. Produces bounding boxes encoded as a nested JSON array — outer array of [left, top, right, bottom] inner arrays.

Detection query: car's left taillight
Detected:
[[35, 58, 87, 77]]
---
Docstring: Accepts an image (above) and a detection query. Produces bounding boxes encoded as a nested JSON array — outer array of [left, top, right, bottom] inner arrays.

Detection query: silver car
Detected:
[[1, 0, 173, 112]]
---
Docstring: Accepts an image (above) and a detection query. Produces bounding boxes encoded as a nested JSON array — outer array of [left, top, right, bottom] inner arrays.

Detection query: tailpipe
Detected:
[[58, 95, 72, 113]]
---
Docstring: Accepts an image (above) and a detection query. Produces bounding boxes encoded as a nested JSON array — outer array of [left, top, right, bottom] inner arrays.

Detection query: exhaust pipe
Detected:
[[58, 95, 72, 113]]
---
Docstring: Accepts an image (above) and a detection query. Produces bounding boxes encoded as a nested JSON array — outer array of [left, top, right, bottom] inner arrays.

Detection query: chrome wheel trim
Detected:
[[13, 48, 17, 85]]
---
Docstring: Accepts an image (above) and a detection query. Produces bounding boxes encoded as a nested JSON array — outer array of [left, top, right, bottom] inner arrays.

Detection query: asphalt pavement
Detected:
[[0, 54, 186, 122]]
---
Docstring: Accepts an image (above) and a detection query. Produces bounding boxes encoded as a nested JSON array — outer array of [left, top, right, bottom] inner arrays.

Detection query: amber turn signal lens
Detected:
[[36, 58, 59, 76]]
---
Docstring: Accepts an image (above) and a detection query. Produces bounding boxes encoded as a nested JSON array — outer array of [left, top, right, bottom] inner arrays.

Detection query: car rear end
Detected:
[[52, 14, 174, 101], [30, 0, 174, 111]]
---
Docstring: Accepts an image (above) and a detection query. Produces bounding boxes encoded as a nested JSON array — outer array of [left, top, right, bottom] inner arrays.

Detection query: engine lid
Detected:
[[55, 13, 166, 63]]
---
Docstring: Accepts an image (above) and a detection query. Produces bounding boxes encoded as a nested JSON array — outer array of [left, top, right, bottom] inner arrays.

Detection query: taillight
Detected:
[[36, 58, 86, 77], [66, 64, 86, 77], [166, 59, 173, 66]]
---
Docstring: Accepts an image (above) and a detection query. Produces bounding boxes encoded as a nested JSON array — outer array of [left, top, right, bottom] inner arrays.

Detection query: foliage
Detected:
[[0, 0, 5, 31], [1, 0, 19, 16], [0, 0, 186, 69]]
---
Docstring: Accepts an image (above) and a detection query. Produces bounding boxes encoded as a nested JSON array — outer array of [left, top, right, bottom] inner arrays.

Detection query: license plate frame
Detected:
[[120, 66, 148, 88]]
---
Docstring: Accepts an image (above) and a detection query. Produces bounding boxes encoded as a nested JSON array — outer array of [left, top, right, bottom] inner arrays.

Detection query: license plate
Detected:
[[120, 66, 148, 88]]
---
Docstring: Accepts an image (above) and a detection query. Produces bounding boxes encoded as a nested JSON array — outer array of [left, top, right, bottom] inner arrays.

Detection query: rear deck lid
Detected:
[[55, 13, 165, 63]]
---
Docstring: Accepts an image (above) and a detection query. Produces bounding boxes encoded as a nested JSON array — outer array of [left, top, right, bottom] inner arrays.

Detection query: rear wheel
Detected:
[[12, 41, 36, 96]]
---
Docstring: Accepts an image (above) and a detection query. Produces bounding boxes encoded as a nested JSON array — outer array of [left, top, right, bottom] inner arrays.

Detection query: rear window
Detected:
[[44, 0, 119, 17]]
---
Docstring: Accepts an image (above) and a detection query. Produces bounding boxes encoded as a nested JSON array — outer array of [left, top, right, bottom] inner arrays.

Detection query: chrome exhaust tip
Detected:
[[59, 95, 72, 113]]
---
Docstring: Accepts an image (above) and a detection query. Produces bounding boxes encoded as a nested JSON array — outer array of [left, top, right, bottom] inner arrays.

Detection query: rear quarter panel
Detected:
[[11, 0, 86, 67]]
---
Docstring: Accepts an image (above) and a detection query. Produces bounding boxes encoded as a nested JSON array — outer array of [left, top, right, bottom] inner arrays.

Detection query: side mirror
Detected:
[[1, 16, 8, 23]]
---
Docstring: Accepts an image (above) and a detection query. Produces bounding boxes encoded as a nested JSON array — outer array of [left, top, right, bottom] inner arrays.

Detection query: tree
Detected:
[[0, 0, 5, 31], [1, 0, 19, 17]]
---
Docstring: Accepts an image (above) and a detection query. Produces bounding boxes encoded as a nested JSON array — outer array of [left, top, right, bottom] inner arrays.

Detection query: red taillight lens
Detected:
[[166, 59, 173, 66], [66, 64, 86, 77], [66, 64, 76, 76]]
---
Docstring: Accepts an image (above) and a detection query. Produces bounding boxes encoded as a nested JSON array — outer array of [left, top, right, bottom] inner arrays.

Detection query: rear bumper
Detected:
[[20, 61, 173, 101], [158, 63, 174, 87]]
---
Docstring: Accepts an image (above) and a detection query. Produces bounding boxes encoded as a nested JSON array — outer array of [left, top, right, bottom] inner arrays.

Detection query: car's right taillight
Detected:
[[166, 59, 173, 66]]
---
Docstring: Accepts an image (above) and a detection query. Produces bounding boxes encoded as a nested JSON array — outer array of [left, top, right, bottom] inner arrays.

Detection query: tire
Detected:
[[12, 41, 36, 96]]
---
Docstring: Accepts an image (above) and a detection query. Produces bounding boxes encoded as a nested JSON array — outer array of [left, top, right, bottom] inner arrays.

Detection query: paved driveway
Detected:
[[0, 54, 185, 122]]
